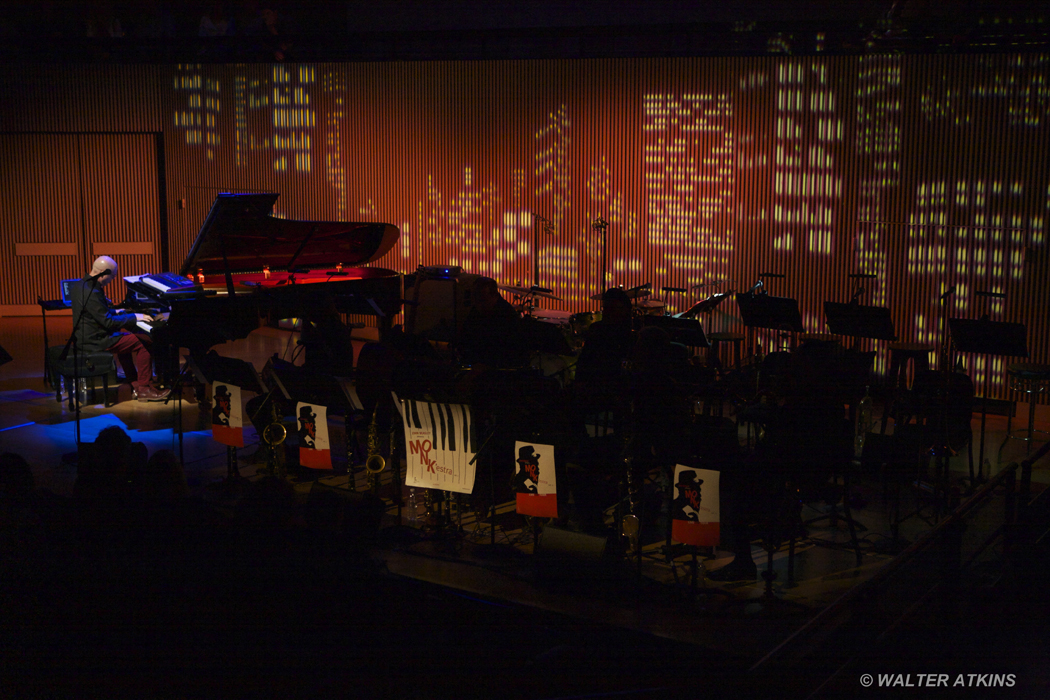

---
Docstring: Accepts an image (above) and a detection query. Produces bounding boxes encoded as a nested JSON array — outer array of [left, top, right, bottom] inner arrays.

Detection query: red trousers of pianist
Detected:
[[107, 332, 155, 391]]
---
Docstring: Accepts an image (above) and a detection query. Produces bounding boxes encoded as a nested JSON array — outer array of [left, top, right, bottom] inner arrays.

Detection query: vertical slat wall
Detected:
[[2, 56, 1049, 401], [78, 134, 162, 305], [0, 65, 163, 313], [0, 134, 83, 310]]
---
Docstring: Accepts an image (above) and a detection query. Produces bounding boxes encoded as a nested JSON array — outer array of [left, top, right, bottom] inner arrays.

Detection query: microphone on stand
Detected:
[[940, 285, 956, 302], [748, 280, 764, 294], [89, 268, 113, 281], [850, 287, 865, 304]]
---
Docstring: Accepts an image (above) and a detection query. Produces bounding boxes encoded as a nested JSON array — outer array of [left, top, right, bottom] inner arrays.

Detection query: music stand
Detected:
[[824, 301, 898, 343], [641, 315, 710, 348], [735, 293, 805, 356], [948, 317, 1028, 481], [190, 352, 267, 394], [268, 361, 351, 413], [267, 361, 378, 489], [187, 353, 267, 478]]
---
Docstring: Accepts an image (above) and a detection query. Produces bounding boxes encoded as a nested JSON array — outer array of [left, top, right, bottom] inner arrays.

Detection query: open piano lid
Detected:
[[179, 193, 400, 276]]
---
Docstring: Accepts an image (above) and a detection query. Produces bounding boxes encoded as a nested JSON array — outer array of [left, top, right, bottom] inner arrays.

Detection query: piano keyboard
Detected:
[[123, 273, 200, 296]]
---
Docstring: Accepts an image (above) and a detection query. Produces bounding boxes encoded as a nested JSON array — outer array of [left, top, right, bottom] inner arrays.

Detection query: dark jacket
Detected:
[[70, 277, 136, 352]]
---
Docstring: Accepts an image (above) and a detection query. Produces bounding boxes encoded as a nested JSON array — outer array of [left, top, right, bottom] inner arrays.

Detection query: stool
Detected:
[[1001, 363, 1050, 457], [47, 346, 117, 409], [881, 342, 935, 433], [707, 331, 745, 371]]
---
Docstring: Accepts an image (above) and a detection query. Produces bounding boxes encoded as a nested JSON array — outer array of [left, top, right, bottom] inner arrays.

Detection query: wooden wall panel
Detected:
[[0, 134, 83, 308], [78, 134, 162, 305]]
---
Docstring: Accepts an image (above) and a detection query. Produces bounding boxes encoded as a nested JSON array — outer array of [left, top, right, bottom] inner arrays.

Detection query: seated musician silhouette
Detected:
[[212, 385, 232, 426], [69, 256, 169, 402], [298, 295, 354, 376], [575, 287, 634, 388], [458, 277, 526, 370], [297, 406, 317, 449], [671, 469, 703, 522], [510, 445, 540, 494]]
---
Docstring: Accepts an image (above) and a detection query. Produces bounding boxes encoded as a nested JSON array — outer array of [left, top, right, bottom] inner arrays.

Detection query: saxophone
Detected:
[[261, 398, 287, 478], [365, 406, 386, 493]]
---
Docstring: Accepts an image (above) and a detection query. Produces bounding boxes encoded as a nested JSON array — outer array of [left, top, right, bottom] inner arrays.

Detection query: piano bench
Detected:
[[47, 346, 117, 409]]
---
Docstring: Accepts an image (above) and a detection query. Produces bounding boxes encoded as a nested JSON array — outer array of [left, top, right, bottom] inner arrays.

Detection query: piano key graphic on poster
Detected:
[[211, 383, 244, 447], [671, 465, 720, 546], [296, 402, 332, 470], [513, 442, 557, 518], [394, 393, 476, 494]]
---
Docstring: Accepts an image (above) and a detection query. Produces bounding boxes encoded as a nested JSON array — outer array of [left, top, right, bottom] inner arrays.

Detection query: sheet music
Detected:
[[393, 392, 476, 494]]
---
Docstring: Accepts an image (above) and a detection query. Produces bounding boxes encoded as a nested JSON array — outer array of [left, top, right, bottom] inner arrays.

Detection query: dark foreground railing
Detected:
[[749, 459, 1045, 699]]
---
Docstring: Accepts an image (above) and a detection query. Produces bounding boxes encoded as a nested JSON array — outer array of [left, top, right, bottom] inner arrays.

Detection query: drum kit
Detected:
[[496, 277, 754, 360]]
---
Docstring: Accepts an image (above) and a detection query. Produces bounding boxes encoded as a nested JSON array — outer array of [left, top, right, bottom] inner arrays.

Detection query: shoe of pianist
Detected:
[[133, 385, 171, 402]]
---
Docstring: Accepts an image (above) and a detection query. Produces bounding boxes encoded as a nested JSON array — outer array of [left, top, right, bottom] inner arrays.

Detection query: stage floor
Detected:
[[2, 314, 1048, 671]]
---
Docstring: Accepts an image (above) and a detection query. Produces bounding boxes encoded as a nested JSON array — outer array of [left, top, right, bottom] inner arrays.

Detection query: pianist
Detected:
[[70, 256, 170, 402]]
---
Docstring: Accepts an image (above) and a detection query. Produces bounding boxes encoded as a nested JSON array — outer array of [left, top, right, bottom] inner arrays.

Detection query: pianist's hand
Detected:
[[135, 313, 151, 324]]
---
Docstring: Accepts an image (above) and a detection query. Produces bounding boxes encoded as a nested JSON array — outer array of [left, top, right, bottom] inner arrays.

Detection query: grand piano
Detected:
[[124, 192, 402, 379]]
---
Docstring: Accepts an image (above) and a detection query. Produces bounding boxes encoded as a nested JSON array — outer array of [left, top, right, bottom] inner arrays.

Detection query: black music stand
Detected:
[[641, 315, 710, 348], [948, 317, 1028, 481], [187, 353, 267, 478], [268, 361, 350, 412], [267, 361, 379, 489], [824, 301, 898, 343], [735, 293, 805, 356]]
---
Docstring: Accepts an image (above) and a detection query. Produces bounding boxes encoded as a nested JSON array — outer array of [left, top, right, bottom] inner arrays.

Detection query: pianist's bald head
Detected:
[[90, 256, 118, 287]]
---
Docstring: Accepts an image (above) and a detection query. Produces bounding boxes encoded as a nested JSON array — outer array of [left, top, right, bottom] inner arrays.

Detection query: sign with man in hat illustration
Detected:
[[296, 402, 332, 469], [211, 383, 244, 447], [671, 465, 719, 546], [513, 442, 557, 518]]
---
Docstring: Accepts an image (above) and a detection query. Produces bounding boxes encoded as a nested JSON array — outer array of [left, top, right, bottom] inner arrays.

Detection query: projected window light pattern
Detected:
[[322, 69, 347, 219], [271, 65, 314, 173], [420, 169, 531, 279], [173, 64, 203, 146], [855, 56, 901, 310], [643, 93, 735, 289], [167, 57, 1050, 400], [774, 62, 842, 255]]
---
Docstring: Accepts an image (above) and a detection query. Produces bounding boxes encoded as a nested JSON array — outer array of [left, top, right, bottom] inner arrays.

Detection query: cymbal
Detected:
[[498, 284, 562, 301], [588, 286, 651, 301]]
